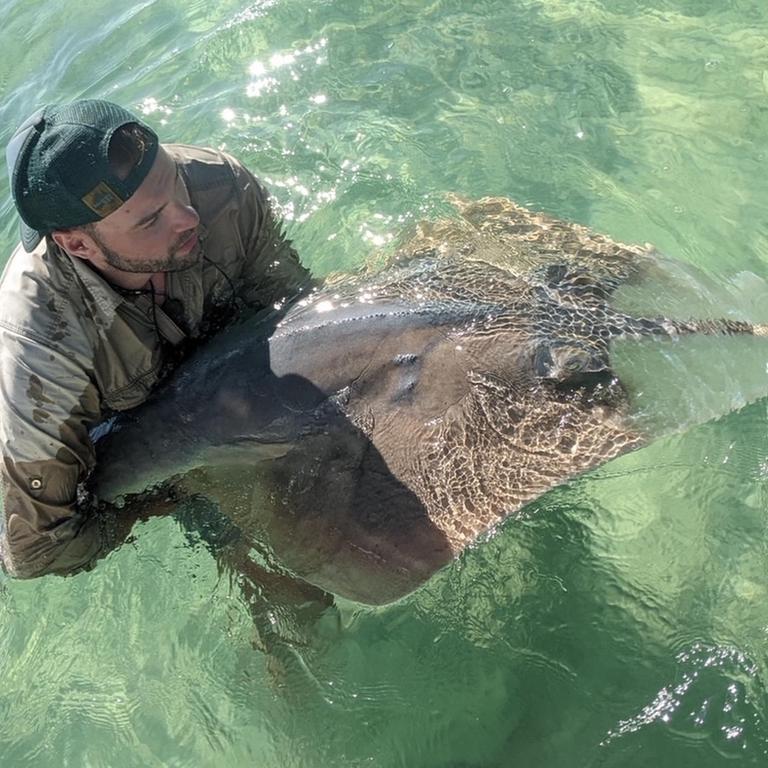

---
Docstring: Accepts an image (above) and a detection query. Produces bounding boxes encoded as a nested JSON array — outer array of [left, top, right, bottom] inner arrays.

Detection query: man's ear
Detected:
[[51, 228, 99, 262]]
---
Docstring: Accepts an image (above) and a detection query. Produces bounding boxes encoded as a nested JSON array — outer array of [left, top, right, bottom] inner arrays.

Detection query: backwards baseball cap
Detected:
[[6, 99, 159, 252]]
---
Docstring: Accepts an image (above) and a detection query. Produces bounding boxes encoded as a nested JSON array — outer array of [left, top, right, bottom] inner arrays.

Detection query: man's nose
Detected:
[[171, 202, 199, 232]]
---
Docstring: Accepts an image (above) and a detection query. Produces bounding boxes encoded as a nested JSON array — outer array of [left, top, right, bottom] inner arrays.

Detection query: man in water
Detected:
[[0, 99, 311, 579]]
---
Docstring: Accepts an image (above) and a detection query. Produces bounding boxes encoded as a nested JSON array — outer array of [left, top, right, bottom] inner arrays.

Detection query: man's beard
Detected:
[[92, 229, 200, 274]]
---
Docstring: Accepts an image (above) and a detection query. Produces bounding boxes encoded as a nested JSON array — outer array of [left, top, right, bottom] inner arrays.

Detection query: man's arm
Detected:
[[1, 460, 177, 579], [0, 329, 162, 578], [224, 155, 313, 309]]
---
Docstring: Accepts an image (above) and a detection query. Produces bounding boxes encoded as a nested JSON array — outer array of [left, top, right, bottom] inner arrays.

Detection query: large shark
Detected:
[[88, 197, 768, 605]]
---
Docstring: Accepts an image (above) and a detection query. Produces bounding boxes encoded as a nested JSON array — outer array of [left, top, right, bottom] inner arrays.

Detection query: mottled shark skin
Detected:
[[88, 198, 768, 604]]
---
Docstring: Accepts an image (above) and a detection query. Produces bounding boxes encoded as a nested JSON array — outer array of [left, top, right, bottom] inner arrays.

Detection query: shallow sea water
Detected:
[[1, 1, 768, 766]]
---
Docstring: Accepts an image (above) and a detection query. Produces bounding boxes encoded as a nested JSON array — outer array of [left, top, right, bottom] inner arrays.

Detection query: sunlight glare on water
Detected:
[[1, 1, 768, 766]]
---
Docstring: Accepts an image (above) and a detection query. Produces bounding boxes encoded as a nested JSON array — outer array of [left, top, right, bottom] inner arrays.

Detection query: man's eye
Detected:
[[143, 216, 159, 229]]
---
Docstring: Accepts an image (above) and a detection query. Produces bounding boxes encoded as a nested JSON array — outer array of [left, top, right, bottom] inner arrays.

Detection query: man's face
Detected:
[[83, 146, 201, 274]]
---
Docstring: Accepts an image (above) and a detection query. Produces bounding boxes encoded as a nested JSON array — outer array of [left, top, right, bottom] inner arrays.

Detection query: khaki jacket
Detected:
[[0, 144, 310, 578]]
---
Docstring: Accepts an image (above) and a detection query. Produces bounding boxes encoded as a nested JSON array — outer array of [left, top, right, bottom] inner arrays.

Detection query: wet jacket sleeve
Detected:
[[225, 155, 313, 308], [0, 328, 107, 578]]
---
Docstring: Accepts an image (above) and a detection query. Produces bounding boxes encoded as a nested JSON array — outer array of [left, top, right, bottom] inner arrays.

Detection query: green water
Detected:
[[2, 1, 768, 765]]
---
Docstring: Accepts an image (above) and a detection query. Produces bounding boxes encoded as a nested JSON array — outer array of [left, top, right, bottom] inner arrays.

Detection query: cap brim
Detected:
[[20, 220, 43, 252]]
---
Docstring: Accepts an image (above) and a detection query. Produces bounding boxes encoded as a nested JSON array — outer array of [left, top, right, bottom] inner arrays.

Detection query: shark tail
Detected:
[[666, 318, 768, 337], [618, 316, 768, 339]]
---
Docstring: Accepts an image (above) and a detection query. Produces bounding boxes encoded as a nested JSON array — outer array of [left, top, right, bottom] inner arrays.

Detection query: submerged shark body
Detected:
[[89, 198, 768, 604]]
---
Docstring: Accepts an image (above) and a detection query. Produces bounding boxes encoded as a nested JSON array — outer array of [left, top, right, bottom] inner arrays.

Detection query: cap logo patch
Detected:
[[82, 182, 124, 218]]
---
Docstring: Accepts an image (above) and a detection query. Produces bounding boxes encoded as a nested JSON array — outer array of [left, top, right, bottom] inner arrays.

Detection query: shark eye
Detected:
[[565, 358, 584, 372]]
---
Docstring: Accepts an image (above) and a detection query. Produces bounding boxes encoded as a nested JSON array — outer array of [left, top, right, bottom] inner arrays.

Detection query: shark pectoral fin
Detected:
[[203, 437, 295, 467]]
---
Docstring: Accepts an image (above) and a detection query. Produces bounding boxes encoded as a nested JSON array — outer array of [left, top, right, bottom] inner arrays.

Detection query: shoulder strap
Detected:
[[132, 294, 187, 346]]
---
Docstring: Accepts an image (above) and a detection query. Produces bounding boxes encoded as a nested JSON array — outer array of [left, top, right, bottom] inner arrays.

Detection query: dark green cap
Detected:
[[6, 99, 159, 252]]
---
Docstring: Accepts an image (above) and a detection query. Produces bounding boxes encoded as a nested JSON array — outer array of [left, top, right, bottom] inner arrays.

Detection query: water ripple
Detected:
[[604, 642, 768, 759]]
